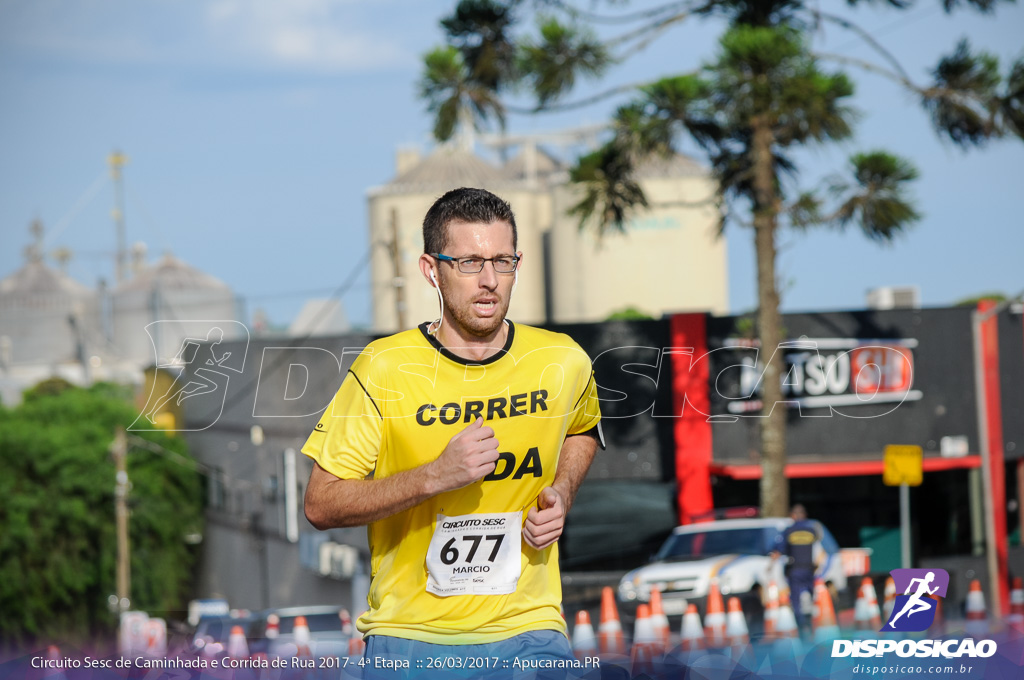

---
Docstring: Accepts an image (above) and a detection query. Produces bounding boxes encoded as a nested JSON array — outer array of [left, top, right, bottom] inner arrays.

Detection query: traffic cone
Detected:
[[294, 615, 313, 658], [339, 609, 353, 636], [855, 577, 882, 636], [863, 578, 882, 631], [964, 579, 989, 637], [572, 610, 598, 660], [598, 586, 626, 656], [926, 596, 946, 637], [227, 625, 249, 659], [265, 613, 280, 639], [772, 591, 803, 658], [725, 597, 750, 652], [812, 580, 839, 643], [763, 581, 780, 642], [775, 591, 799, 640], [1009, 577, 1024, 635], [630, 604, 659, 676], [853, 582, 869, 635], [649, 587, 671, 651], [42, 645, 65, 680], [883, 577, 896, 623], [704, 579, 727, 648], [679, 604, 706, 651]]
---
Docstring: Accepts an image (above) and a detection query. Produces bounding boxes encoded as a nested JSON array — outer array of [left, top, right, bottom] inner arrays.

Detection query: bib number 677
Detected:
[[440, 534, 505, 565]]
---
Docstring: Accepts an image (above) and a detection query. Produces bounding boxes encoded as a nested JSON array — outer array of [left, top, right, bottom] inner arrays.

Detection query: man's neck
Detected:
[[432, 319, 509, 362]]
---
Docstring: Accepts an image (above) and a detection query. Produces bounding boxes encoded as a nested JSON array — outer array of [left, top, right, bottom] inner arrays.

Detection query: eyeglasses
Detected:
[[432, 253, 520, 274]]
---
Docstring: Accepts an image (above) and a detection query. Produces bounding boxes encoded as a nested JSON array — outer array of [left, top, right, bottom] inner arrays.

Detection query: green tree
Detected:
[[0, 382, 204, 649], [420, 0, 1023, 517]]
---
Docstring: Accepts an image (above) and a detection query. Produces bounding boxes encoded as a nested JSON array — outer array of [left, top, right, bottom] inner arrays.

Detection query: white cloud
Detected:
[[203, 0, 412, 72], [0, 0, 417, 74]]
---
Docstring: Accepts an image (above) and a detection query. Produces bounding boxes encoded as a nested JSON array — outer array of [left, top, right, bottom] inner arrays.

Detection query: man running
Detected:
[[302, 188, 603, 676]]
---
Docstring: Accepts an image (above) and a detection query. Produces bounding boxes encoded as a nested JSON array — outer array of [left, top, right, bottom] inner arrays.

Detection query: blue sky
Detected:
[[1, 0, 1022, 329]]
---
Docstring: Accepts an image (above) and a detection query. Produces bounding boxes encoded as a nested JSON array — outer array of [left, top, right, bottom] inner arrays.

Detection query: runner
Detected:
[[302, 187, 603, 677]]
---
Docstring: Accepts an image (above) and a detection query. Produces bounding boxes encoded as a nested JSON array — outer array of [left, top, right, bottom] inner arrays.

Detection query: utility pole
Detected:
[[109, 150, 128, 284], [112, 427, 131, 612], [389, 208, 407, 330]]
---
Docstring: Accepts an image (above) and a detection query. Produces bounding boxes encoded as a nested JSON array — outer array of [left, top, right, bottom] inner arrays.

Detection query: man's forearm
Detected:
[[550, 432, 598, 513], [305, 462, 441, 529]]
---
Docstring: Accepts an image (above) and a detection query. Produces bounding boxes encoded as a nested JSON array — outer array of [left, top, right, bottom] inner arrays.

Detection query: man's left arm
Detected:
[[522, 432, 598, 550]]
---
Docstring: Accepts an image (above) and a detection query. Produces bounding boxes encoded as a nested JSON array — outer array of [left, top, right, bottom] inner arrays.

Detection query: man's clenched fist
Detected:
[[428, 417, 500, 493]]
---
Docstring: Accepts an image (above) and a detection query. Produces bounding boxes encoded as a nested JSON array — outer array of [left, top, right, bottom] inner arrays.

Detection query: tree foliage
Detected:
[[0, 382, 204, 648], [421, 0, 1022, 516]]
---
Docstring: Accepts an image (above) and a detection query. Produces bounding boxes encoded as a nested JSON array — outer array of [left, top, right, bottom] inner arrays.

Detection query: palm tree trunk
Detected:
[[751, 116, 789, 518]]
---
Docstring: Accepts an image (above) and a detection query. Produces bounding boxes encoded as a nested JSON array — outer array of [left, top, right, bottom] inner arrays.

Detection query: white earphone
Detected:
[[430, 269, 444, 334]]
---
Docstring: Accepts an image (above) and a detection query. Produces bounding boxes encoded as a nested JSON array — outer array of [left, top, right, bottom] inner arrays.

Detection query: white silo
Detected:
[[0, 244, 100, 367], [112, 251, 240, 364]]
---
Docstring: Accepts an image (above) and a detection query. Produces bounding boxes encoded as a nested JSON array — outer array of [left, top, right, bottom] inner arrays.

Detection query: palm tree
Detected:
[[574, 25, 919, 515]]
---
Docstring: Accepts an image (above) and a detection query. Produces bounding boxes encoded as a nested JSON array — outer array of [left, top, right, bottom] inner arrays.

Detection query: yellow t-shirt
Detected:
[[301, 321, 602, 644]]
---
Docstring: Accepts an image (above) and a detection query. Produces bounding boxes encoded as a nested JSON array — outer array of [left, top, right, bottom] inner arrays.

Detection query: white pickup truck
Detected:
[[617, 517, 858, 616]]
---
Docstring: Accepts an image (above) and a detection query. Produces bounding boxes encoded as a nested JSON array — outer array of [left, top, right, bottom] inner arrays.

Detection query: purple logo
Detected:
[[881, 568, 949, 632]]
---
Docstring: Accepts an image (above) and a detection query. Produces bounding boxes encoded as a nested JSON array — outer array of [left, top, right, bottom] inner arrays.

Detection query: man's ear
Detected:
[[418, 254, 437, 287]]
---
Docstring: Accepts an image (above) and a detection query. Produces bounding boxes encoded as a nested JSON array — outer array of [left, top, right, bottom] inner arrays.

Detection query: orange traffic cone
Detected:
[[855, 577, 882, 635], [598, 586, 626, 656], [679, 604, 706, 651], [775, 591, 799, 640], [964, 580, 988, 637], [339, 609, 353, 636], [649, 587, 671, 651], [1009, 577, 1024, 635], [227, 625, 249, 659], [572, 610, 598, 660], [265, 613, 280, 639], [883, 577, 897, 624], [812, 580, 839, 643], [763, 581, 780, 642], [42, 645, 65, 680], [725, 597, 750, 652], [294, 615, 313, 658], [770, 590, 803, 660], [704, 579, 727, 648], [630, 604, 659, 676], [863, 578, 882, 631]]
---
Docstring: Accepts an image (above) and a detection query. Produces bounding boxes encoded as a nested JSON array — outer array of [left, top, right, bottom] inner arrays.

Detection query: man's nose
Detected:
[[478, 261, 499, 288]]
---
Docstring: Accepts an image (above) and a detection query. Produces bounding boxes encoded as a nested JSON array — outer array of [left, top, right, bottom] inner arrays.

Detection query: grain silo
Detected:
[[112, 251, 240, 364]]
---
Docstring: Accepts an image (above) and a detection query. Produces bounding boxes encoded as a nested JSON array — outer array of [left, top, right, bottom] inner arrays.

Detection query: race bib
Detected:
[[425, 511, 522, 597]]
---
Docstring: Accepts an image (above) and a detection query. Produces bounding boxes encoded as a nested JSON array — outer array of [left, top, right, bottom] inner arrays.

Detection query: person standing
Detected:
[[778, 504, 821, 632], [302, 187, 603, 675]]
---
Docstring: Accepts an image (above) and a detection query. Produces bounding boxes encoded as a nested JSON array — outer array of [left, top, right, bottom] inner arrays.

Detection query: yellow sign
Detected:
[[883, 445, 923, 486]]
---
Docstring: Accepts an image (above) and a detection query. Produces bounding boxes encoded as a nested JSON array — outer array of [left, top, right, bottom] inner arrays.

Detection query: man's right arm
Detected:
[[304, 417, 500, 529]]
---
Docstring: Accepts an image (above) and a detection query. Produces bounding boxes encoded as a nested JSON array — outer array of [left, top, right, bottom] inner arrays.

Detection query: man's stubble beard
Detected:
[[438, 280, 511, 339]]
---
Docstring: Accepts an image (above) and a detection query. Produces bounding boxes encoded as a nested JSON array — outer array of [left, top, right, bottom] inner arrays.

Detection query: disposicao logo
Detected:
[[881, 568, 949, 633], [832, 567, 998, 660]]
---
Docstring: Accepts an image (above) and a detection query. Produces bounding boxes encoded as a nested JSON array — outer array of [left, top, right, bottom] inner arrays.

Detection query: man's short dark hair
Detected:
[[422, 187, 518, 255]]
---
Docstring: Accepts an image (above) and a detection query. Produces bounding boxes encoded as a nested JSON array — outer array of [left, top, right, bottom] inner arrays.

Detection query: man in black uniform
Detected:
[[778, 504, 821, 632]]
